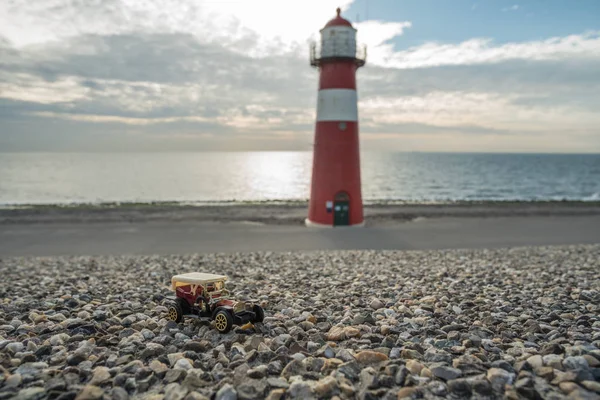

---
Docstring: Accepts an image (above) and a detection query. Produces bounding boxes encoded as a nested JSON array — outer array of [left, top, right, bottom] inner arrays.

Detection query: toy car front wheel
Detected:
[[167, 302, 183, 323], [253, 305, 264, 323], [214, 310, 233, 333]]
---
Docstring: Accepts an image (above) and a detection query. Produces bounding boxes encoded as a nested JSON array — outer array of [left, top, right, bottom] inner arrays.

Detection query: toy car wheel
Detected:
[[167, 302, 183, 323], [214, 310, 233, 333], [177, 297, 190, 314], [253, 305, 264, 323]]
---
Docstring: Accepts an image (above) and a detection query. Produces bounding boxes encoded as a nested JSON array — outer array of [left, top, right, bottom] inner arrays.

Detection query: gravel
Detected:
[[1, 244, 599, 399]]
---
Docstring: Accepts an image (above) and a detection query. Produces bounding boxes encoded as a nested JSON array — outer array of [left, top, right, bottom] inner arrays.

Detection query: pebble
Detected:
[[431, 365, 462, 381], [487, 367, 515, 389], [216, 384, 237, 400], [563, 356, 589, 371], [75, 385, 104, 400], [406, 360, 424, 375], [370, 298, 384, 310], [355, 350, 389, 365]]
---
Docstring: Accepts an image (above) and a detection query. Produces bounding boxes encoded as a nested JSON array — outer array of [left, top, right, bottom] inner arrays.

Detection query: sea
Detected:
[[0, 152, 599, 206]]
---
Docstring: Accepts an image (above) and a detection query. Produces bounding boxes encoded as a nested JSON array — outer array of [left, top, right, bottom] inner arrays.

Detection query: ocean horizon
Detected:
[[1, 151, 599, 206]]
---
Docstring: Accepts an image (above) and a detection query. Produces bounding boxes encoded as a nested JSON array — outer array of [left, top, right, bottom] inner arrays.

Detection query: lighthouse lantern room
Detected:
[[306, 8, 366, 227]]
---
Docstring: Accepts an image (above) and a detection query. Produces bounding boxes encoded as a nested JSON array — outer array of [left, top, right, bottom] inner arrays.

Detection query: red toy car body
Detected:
[[166, 272, 264, 333]]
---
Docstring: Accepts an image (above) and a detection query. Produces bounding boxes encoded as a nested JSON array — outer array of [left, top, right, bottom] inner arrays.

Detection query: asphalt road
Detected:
[[1, 215, 599, 257]]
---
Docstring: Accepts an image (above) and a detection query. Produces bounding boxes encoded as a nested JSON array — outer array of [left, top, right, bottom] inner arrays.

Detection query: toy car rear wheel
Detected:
[[214, 310, 233, 333], [167, 302, 183, 323], [253, 305, 264, 323]]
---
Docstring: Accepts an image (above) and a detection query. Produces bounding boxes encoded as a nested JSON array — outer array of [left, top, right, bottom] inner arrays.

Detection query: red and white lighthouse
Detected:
[[306, 7, 366, 227]]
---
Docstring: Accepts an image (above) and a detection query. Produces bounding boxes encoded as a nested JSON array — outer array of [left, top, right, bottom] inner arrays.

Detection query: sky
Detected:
[[1, 0, 599, 153]]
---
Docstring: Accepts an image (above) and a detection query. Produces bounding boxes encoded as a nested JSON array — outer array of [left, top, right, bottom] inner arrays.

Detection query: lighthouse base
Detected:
[[304, 218, 366, 228]]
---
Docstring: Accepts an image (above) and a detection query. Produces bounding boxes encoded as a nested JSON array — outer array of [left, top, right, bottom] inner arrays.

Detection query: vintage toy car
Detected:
[[165, 272, 264, 333]]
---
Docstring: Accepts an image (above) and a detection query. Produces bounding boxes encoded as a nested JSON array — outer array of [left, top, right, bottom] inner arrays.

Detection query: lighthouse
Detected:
[[306, 7, 367, 227]]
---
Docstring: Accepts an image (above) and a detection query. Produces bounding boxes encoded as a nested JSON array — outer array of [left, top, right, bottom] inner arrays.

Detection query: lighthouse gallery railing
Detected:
[[310, 41, 367, 67]]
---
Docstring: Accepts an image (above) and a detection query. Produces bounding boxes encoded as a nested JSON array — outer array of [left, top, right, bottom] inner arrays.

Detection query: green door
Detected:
[[333, 201, 350, 226]]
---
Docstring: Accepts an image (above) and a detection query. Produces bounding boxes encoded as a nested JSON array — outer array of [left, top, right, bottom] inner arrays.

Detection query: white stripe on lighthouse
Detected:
[[316, 89, 358, 122]]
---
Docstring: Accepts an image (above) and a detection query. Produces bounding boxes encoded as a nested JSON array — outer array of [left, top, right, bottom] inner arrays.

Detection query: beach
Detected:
[[2, 201, 600, 226]]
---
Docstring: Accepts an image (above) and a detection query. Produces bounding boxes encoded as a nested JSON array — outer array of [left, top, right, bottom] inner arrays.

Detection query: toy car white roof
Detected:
[[171, 272, 228, 285]]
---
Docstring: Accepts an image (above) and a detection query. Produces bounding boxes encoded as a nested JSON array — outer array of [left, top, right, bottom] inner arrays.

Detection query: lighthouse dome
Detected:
[[324, 8, 353, 28], [319, 8, 357, 59]]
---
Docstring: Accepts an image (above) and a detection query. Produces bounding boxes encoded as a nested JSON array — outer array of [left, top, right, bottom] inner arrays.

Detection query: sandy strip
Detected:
[[1, 201, 600, 226]]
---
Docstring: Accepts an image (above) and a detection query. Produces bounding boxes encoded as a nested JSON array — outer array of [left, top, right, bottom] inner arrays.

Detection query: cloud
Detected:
[[502, 5, 520, 12], [375, 31, 600, 69], [1, 0, 599, 152]]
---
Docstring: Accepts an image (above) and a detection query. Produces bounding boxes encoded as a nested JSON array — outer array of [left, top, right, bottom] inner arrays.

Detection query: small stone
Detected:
[[581, 381, 600, 393], [338, 361, 361, 381], [247, 366, 267, 379], [527, 355, 543, 369], [164, 383, 189, 400], [216, 383, 237, 400], [543, 354, 564, 369], [14, 388, 46, 400], [314, 376, 337, 397], [406, 360, 424, 375], [6, 342, 24, 355], [563, 356, 589, 371], [267, 361, 283, 375], [6, 374, 23, 388], [265, 389, 285, 400], [401, 349, 421, 360], [281, 359, 305, 379], [397, 387, 416, 399], [370, 298, 384, 310], [49, 335, 65, 346], [75, 385, 104, 400], [428, 380, 448, 396], [389, 348, 401, 359], [150, 360, 169, 376], [168, 353, 185, 366], [448, 378, 471, 396], [326, 326, 360, 341], [316, 345, 335, 359], [237, 379, 267, 399], [287, 379, 314, 398], [536, 366, 554, 380], [431, 365, 462, 381], [89, 366, 111, 385], [472, 379, 493, 396], [183, 341, 210, 352], [174, 359, 193, 371], [336, 349, 355, 363], [326, 326, 345, 341], [583, 355, 599, 368], [67, 353, 87, 366], [559, 382, 580, 394], [267, 378, 289, 389], [394, 365, 409, 386], [487, 368, 515, 389], [356, 350, 388, 365], [165, 369, 187, 384], [110, 387, 129, 400]]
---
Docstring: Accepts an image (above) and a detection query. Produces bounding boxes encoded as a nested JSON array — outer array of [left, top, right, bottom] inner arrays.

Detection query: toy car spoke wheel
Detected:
[[214, 310, 233, 333], [167, 302, 183, 323]]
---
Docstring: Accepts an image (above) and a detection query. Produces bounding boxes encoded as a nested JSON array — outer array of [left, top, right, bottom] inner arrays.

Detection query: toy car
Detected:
[[165, 272, 264, 333]]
